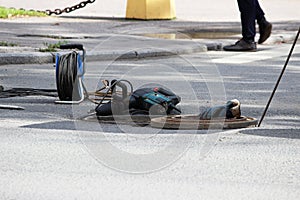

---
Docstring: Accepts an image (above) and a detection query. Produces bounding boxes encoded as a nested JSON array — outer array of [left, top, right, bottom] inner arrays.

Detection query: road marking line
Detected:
[[211, 46, 295, 64]]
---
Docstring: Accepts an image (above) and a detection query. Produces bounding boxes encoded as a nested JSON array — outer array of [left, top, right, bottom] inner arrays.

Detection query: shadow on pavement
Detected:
[[240, 128, 300, 139], [21, 119, 222, 135]]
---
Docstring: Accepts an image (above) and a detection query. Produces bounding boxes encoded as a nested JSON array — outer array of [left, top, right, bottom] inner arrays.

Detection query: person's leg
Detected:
[[255, 0, 272, 44], [223, 0, 257, 51], [237, 0, 256, 42], [255, 0, 265, 24]]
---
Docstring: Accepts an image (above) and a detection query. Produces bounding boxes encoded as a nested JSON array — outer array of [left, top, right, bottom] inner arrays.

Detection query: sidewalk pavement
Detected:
[[1, 0, 300, 22], [0, 0, 299, 65]]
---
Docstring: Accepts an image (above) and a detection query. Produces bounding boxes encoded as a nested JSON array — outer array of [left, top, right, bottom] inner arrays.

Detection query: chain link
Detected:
[[42, 0, 96, 16]]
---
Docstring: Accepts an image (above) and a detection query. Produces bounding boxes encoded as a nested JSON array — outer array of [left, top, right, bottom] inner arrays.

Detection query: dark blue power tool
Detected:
[[95, 83, 181, 116], [130, 87, 181, 115]]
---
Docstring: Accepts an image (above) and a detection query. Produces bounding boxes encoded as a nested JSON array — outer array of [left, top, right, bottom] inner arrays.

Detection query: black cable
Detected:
[[0, 88, 57, 98], [56, 51, 80, 101], [95, 79, 133, 110], [258, 27, 300, 127]]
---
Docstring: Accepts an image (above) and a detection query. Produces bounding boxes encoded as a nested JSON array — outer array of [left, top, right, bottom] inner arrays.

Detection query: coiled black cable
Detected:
[[56, 51, 80, 101]]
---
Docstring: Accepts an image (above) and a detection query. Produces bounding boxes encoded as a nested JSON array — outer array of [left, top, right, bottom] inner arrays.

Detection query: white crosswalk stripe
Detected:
[[210, 45, 299, 64]]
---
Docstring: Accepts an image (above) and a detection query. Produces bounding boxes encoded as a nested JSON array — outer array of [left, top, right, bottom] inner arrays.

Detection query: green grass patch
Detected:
[[0, 41, 18, 47], [0, 6, 47, 18], [39, 41, 68, 52]]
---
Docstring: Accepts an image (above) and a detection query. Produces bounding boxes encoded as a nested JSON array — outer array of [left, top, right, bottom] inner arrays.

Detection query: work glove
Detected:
[[199, 99, 241, 120]]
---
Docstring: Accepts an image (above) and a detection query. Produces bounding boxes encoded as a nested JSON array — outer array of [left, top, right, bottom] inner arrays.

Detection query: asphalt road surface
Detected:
[[0, 43, 299, 199]]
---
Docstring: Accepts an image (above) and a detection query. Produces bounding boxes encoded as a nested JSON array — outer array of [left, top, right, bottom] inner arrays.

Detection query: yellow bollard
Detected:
[[126, 0, 176, 20]]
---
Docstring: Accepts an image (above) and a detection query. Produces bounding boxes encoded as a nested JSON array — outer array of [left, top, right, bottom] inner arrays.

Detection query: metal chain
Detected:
[[41, 0, 96, 16]]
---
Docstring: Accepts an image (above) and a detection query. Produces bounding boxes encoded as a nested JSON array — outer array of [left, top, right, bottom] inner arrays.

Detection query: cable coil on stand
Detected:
[[55, 44, 86, 104], [56, 51, 81, 101]]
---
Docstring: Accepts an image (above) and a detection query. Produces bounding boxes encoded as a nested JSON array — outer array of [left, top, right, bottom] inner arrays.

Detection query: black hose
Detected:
[[0, 88, 57, 98], [95, 79, 133, 111], [56, 51, 80, 101]]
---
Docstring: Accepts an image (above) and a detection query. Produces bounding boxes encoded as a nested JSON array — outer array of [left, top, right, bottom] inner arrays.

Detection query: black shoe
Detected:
[[223, 39, 257, 52], [258, 21, 272, 44]]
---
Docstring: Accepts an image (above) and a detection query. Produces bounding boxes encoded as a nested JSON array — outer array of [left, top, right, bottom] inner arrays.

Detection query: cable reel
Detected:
[[55, 44, 86, 104]]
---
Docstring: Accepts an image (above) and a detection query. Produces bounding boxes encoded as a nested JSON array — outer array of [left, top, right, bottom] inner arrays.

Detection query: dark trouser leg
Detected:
[[255, 0, 266, 25], [237, 0, 256, 42]]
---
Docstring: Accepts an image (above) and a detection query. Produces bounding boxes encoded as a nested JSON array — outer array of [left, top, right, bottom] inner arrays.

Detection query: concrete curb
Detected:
[[0, 52, 54, 65], [87, 44, 208, 61], [0, 32, 297, 65], [0, 42, 208, 65]]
